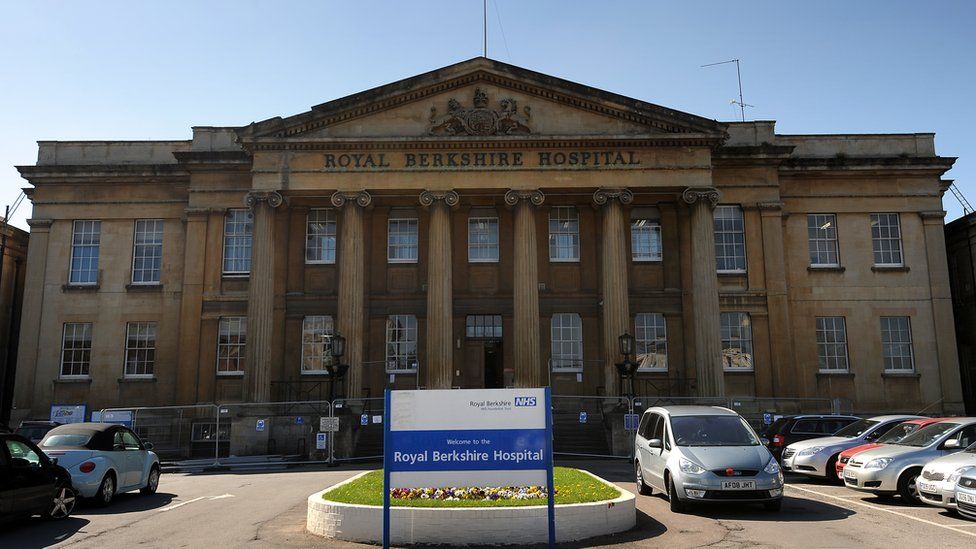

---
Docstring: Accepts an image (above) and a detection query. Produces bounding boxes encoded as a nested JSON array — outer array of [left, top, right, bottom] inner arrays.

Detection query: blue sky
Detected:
[[1, 0, 974, 228]]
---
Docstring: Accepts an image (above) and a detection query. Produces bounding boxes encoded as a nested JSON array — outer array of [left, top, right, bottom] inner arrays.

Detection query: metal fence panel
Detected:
[[215, 401, 331, 465], [99, 405, 219, 463]]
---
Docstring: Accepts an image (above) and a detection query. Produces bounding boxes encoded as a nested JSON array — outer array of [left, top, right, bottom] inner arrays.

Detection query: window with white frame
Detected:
[[881, 316, 915, 372], [714, 206, 746, 272], [807, 214, 840, 267], [550, 313, 583, 370], [468, 215, 499, 262], [305, 209, 337, 264], [635, 313, 667, 370], [124, 322, 157, 378], [870, 213, 903, 266], [720, 312, 753, 370], [815, 316, 849, 372], [631, 208, 663, 262], [222, 210, 253, 274], [386, 315, 418, 372], [549, 207, 580, 262], [301, 315, 335, 374], [60, 322, 92, 378], [69, 220, 101, 285], [387, 212, 419, 263], [131, 219, 163, 284], [216, 317, 247, 375]]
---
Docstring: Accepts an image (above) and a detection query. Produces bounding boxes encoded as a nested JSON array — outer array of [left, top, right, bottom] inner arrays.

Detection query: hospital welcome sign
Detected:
[[382, 387, 555, 547]]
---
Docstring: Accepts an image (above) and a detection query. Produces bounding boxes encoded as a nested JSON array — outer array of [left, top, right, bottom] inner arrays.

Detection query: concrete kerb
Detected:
[[306, 469, 636, 545]]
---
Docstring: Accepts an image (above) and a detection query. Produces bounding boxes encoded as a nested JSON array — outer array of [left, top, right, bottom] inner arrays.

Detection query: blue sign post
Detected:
[[383, 388, 555, 548]]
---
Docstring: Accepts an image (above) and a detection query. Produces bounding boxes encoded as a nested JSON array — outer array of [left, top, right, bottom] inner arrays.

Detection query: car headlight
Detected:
[[797, 446, 825, 457], [948, 467, 972, 484], [864, 457, 893, 470], [764, 458, 781, 475], [679, 458, 706, 475]]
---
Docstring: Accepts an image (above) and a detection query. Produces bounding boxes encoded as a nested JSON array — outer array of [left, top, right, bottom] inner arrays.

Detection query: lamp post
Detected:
[[614, 332, 640, 399], [326, 332, 350, 402]]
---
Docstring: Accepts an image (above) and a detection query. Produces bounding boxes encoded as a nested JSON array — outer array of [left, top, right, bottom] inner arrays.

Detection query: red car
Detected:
[[834, 417, 954, 479]]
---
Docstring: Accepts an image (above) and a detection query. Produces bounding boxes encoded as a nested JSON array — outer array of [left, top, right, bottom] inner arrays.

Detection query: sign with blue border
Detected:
[[50, 404, 87, 424], [383, 388, 555, 549]]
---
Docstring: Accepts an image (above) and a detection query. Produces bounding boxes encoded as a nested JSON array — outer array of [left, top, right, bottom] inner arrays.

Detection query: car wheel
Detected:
[[47, 483, 76, 520], [141, 465, 160, 495], [635, 461, 652, 495], [764, 499, 782, 512], [667, 474, 687, 513], [825, 456, 842, 485], [897, 468, 922, 504], [96, 473, 116, 507]]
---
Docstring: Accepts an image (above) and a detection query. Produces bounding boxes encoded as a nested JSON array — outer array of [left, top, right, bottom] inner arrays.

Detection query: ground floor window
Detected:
[[124, 321, 157, 378], [881, 316, 914, 372], [550, 313, 583, 371], [815, 316, 849, 372], [635, 313, 667, 371], [386, 315, 418, 373], [60, 322, 93, 378], [720, 312, 753, 371], [301, 315, 335, 374], [217, 317, 247, 375]]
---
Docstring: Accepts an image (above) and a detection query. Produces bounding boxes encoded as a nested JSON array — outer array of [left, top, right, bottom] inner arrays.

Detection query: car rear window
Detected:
[[765, 418, 789, 436], [791, 419, 821, 434], [877, 422, 920, 443], [15, 426, 52, 440], [898, 423, 959, 447], [42, 434, 92, 448]]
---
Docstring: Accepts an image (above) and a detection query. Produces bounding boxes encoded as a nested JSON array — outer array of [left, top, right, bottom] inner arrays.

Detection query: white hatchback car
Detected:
[[40, 422, 160, 506]]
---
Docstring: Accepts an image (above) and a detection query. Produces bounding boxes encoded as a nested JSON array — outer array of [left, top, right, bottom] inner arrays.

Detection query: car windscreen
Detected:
[[14, 426, 51, 440], [41, 433, 93, 448], [671, 415, 760, 447], [896, 422, 958, 447], [833, 419, 878, 438], [877, 422, 920, 443]]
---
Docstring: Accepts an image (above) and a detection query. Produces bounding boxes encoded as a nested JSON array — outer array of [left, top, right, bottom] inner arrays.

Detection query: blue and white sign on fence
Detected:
[[383, 388, 555, 549]]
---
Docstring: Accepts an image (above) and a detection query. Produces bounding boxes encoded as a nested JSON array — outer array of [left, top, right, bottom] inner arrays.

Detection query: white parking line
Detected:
[[157, 494, 235, 512], [787, 485, 976, 539]]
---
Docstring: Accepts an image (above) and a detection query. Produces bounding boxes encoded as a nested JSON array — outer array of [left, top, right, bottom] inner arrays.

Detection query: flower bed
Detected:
[[391, 485, 551, 502]]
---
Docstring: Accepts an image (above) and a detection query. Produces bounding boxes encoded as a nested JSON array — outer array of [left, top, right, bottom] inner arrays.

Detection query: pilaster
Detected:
[[11, 218, 52, 420]]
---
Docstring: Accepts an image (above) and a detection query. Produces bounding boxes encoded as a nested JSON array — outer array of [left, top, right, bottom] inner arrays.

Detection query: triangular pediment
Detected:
[[237, 57, 727, 142]]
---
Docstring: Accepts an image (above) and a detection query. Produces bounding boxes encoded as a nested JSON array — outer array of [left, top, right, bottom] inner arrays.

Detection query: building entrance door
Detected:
[[484, 341, 503, 388], [461, 315, 504, 389]]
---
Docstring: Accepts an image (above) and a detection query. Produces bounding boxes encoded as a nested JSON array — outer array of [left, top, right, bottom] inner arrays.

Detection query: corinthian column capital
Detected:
[[681, 187, 721, 208], [419, 190, 460, 208], [245, 190, 284, 209], [593, 188, 634, 206], [330, 190, 372, 208], [504, 189, 545, 207]]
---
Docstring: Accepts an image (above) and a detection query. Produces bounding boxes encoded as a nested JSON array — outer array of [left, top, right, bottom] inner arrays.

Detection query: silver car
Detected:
[[956, 469, 976, 520], [842, 418, 976, 503], [635, 406, 784, 512], [918, 441, 976, 510], [782, 415, 921, 481]]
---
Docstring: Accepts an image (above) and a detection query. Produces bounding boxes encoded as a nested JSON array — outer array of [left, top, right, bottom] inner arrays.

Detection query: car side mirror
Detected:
[[144, 442, 154, 450], [944, 439, 961, 450], [647, 438, 663, 449]]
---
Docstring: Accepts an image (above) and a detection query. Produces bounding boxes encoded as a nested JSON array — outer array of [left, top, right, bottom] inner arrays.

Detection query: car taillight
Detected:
[[79, 461, 96, 473], [772, 434, 785, 447]]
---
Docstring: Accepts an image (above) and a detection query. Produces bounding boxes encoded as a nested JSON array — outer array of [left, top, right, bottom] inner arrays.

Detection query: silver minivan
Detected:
[[634, 406, 784, 512]]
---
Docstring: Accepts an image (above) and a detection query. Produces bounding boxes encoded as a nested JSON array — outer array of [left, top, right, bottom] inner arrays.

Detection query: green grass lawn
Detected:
[[322, 467, 620, 508]]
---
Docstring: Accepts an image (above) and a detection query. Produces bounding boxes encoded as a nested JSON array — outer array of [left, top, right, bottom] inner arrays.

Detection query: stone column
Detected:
[[176, 209, 209, 404], [505, 189, 545, 388], [244, 191, 283, 402], [420, 190, 458, 389], [11, 218, 51, 421], [332, 191, 371, 399], [594, 188, 634, 396], [682, 187, 725, 397]]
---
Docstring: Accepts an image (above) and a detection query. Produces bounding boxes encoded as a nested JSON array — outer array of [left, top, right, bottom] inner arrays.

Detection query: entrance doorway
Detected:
[[483, 340, 503, 389], [460, 315, 503, 389]]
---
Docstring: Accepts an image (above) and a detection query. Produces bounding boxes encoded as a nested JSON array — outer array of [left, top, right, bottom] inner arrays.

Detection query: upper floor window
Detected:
[[550, 313, 583, 371], [301, 315, 335, 374], [468, 214, 499, 263], [635, 313, 667, 371], [807, 214, 839, 267], [124, 321, 157, 378], [631, 208, 662, 262], [388, 211, 419, 263], [217, 317, 246, 375], [69, 220, 101, 285], [132, 219, 163, 284], [720, 312, 753, 371], [714, 206, 746, 273], [222, 210, 253, 275], [305, 209, 337, 264], [386, 315, 418, 372], [815, 316, 849, 372], [549, 207, 580, 262], [60, 322, 92, 378], [870, 213, 903, 266], [881, 316, 914, 372]]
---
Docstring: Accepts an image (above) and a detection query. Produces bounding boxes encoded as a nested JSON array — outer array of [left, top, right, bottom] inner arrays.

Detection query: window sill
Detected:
[[125, 283, 163, 292], [222, 274, 250, 279], [300, 371, 334, 376], [816, 372, 855, 378], [62, 284, 99, 292], [216, 372, 244, 377], [386, 370, 418, 375], [468, 259, 500, 264], [55, 377, 92, 384], [872, 265, 909, 272], [635, 369, 669, 375], [717, 271, 747, 276], [118, 376, 157, 383], [549, 259, 581, 264], [807, 265, 845, 273], [632, 259, 663, 264], [723, 369, 755, 374], [305, 261, 336, 266], [882, 371, 920, 379]]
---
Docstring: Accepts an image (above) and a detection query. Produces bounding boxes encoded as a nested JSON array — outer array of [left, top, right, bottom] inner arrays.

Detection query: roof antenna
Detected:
[[701, 59, 753, 121], [483, 0, 488, 57]]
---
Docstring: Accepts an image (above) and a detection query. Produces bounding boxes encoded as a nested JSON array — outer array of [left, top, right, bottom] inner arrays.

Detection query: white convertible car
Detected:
[[39, 422, 160, 505]]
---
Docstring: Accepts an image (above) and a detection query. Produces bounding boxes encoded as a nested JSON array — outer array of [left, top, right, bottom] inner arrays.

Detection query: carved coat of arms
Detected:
[[428, 88, 531, 136]]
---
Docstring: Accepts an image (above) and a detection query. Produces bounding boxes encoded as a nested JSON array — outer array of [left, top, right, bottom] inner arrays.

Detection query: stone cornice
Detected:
[[242, 135, 726, 152], [17, 164, 189, 184], [27, 218, 53, 229], [780, 156, 956, 176]]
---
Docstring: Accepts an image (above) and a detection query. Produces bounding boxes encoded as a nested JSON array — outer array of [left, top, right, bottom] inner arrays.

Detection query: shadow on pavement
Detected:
[[76, 491, 176, 514], [0, 516, 90, 549]]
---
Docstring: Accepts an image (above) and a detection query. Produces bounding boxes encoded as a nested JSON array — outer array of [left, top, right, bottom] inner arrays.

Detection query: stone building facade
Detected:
[[0, 222, 28, 425], [9, 58, 966, 422]]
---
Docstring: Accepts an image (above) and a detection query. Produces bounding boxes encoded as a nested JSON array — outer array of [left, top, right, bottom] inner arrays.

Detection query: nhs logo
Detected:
[[514, 396, 537, 407]]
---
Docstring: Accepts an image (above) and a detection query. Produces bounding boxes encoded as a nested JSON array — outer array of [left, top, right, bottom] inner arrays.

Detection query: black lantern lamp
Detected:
[[618, 332, 635, 357], [326, 332, 350, 401], [615, 332, 640, 399]]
